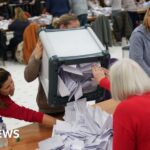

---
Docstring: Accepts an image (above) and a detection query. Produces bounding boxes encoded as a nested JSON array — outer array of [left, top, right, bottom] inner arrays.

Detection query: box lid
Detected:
[[39, 27, 105, 58]]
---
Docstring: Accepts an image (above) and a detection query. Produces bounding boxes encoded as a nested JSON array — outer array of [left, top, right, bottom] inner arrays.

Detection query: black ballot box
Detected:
[[39, 27, 110, 107]]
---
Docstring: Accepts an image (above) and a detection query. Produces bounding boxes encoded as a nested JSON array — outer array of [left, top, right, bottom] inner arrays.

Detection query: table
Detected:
[[1, 99, 119, 150], [137, 7, 147, 14], [1, 123, 52, 150], [88, 15, 97, 23], [0, 20, 11, 31], [93, 99, 120, 114]]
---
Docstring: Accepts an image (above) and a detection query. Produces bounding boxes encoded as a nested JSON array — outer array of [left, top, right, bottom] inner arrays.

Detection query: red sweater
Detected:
[[0, 95, 43, 123], [100, 77, 150, 150]]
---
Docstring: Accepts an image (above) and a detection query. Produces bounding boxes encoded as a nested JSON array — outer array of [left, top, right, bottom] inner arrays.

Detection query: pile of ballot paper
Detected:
[[38, 98, 113, 150], [57, 62, 101, 101]]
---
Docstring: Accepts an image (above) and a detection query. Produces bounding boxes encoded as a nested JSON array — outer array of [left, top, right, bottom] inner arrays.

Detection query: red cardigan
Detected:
[[0, 95, 43, 123], [99, 77, 150, 150]]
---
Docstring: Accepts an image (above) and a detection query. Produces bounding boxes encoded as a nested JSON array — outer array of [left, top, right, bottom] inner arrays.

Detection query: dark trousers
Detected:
[[8, 38, 21, 59], [78, 14, 88, 26], [128, 11, 140, 29]]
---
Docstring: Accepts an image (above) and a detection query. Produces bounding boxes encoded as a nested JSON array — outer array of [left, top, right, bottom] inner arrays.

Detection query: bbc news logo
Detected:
[[0, 129, 19, 138]]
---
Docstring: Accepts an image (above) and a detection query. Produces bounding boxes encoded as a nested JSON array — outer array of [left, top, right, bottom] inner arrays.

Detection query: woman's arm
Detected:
[[92, 65, 110, 90], [0, 96, 56, 127], [24, 40, 43, 82], [42, 114, 56, 127], [99, 77, 110, 91]]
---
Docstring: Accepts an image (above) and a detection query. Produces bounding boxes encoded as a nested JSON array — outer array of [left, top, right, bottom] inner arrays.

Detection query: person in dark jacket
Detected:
[[0, 0, 9, 19], [46, 0, 70, 17], [69, 0, 88, 26], [28, 0, 41, 16], [8, 7, 30, 59]]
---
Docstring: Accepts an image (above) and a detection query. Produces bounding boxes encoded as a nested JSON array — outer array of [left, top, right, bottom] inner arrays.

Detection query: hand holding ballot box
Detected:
[[39, 27, 110, 106]]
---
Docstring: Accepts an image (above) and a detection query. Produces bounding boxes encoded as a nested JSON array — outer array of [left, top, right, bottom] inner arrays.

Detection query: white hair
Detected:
[[110, 58, 150, 101]]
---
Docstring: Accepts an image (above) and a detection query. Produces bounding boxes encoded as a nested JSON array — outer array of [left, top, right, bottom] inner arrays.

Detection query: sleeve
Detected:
[[129, 31, 150, 76], [99, 77, 110, 91], [113, 103, 136, 150], [0, 97, 43, 123], [24, 52, 41, 82], [8, 21, 16, 31]]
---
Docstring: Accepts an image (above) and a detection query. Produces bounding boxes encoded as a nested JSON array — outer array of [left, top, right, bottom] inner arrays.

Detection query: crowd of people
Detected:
[[0, 0, 150, 150], [0, 0, 148, 61]]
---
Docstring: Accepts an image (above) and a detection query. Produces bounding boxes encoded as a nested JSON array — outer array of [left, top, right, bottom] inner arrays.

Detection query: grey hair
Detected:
[[110, 58, 150, 101]]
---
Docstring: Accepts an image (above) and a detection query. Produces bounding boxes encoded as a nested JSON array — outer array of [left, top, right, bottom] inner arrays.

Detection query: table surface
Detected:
[[136, 7, 147, 14], [1, 99, 119, 150]]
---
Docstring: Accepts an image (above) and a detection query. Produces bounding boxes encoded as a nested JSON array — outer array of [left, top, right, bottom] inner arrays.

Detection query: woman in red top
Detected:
[[0, 68, 56, 127], [92, 58, 150, 150]]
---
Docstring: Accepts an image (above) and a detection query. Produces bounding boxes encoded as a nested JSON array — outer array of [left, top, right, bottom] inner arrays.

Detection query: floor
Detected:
[[1, 45, 128, 130]]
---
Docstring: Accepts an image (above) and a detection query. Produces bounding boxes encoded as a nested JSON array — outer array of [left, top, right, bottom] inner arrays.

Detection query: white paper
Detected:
[[57, 75, 70, 97], [38, 99, 113, 150]]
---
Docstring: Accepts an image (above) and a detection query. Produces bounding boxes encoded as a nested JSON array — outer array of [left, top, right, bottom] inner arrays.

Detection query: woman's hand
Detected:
[[92, 65, 106, 84], [42, 114, 56, 127], [101, 67, 109, 78], [33, 39, 43, 60]]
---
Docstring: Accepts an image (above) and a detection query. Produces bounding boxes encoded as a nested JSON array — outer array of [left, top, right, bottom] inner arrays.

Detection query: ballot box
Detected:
[[39, 27, 110, 107]]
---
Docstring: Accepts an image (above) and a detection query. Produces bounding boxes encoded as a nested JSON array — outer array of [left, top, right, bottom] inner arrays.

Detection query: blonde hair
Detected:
[[14, 7, 27, 22], [110, 58, 150, 101], [52, 14, 79, 28], [143, 8, 150, 30]]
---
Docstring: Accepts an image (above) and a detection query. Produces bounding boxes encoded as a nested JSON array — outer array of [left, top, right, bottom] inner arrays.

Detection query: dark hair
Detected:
[[0, 68, 10, 88], [0, 68, 11, 109]]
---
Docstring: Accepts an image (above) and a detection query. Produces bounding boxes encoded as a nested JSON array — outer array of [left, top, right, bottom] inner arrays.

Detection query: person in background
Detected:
[[0, 68, 56, 127], [122, 0, 140, 29], [0, 0, 9, 20], [8, 0, 20, 4], [129, 8, 150, 76], [69, 0, 88, 26], [92, 58, 150, 150], [104, 0, 122, 13], [23, 22, 40, 64], [28, 0, 41, 16], [105, 0, 141, 29], [45, 0, 70, 17], [8, 7, 30, 59], [24, 14, 80, 115], [88, 0, 101, 9]]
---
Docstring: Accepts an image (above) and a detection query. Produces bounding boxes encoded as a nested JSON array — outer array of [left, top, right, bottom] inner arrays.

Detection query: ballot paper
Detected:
[[57, 75, 70, 97], [38, 136, 64, 150], [61, 65, 83, 76], [57, 62, 101, 101], [79, 62, 101, 73], [38, 98, 113, 150]]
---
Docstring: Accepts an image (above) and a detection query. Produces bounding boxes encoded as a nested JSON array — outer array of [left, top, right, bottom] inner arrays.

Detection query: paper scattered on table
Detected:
[[38, 98, 113, 150]]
